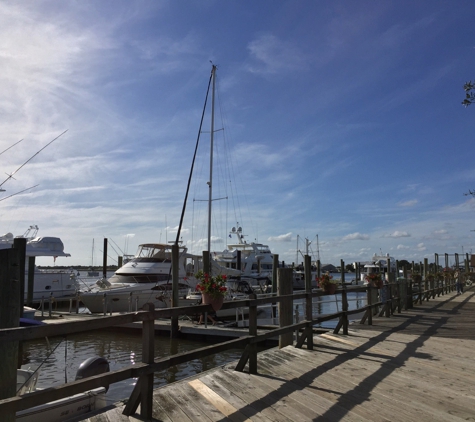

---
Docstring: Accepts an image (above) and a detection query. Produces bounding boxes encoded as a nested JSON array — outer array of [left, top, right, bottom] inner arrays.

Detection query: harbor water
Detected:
[[21, 329, 245, 405]]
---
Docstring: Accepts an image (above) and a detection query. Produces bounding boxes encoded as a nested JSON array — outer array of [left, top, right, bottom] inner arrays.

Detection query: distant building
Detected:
[[321, 264, 337, 273]]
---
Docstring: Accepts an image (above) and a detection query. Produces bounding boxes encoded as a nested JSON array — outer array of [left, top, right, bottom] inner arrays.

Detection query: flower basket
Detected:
[[412, 274, 422, 283], [316, 272, 338, 294], [323, 283, 337, 295], [365, 273, 383, 289], [195, 271, 227, 311], [201, 292, 224, 311]]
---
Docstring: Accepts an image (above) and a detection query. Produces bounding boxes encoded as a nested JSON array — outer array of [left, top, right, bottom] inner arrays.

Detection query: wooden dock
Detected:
[[79, 287, 475, 421]]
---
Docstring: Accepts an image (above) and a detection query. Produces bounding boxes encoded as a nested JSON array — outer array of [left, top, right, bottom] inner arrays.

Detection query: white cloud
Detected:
[[416, 243, 426, 251], [268, 233, 292, 242], [397, 244, 409, 250], [246, 34, 308, 74], [342, 233, 369, 241], [385, 231, 410, 238], [398, 199, 418, 207]]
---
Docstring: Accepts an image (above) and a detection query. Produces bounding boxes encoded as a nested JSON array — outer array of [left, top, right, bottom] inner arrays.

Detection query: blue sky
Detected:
[[1, 0, 474, 267]]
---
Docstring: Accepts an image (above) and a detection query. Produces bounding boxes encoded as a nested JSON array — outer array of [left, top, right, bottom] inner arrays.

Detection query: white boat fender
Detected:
[[75, 357, 110, 392]]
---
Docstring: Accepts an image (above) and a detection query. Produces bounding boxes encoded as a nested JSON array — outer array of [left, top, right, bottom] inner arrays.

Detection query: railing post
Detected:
[[304, 255, 313, 349], [170, 244, 179, 338], [272, 254, 279, 318], [367, 285, 373, 325], [334, 286, 349, 335], [278, 268, 294, 348], [418, 278, 423, 304], [140, 303, 155, 420], [248, 294, 258, 374]]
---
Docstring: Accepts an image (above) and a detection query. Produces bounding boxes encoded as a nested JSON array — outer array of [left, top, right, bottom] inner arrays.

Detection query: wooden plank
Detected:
[[151, 388, 193, 421], [158, 384, 211, 422], [177, 381, 236, 422], [281, 341, 475, 421], [188, 379, 251, 422], [256, 351, 389, 422], [209, 370, 293, 422], [198, 373, 274, 422]]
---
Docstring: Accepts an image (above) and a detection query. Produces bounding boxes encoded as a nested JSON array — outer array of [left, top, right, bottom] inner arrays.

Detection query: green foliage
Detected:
[[462, 80, 475, 107]]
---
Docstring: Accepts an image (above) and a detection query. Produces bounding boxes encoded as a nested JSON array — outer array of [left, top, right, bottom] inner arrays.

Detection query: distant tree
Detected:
[[462, 82, 475, 195], [462, 80, 475, 107], [345, 264, 354, 273], [398, 260, 411, 270]]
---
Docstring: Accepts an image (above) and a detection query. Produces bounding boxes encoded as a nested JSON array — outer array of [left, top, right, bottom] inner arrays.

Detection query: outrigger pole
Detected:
[[0, 129, 68, 189]]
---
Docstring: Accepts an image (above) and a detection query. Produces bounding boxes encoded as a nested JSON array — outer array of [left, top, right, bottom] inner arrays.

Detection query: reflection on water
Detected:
[[21, 329, 243, 404], [294, 291, 368, 328]]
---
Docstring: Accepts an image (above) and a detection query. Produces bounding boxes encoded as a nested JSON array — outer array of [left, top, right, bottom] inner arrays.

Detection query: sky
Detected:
[[1, 0, 475, 268]]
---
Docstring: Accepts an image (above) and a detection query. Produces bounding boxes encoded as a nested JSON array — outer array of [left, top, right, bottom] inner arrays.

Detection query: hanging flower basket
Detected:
[[201, 292, 224, 311], [323, 284, 337, 295], [412, 274, 422, 283], [195, 270, 227, 311], [316, 272, 338, 294], [365, 273, 383, 289]]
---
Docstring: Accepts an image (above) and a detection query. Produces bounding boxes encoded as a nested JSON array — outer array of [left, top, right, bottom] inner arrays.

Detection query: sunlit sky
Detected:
[[1, 1, 475, 267]]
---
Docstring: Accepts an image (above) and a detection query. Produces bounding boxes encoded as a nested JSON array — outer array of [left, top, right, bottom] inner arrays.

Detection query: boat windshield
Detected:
[[136, 244, 171, 260]]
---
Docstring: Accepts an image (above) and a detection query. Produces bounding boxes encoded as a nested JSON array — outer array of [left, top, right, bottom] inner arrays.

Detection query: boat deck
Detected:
[[77, 286, 475, 421]]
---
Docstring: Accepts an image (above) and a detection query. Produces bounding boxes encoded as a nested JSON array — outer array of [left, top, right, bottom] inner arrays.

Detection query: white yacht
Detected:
[[360, 252, 397, 283], [0, 226, 75, 302], [79, 243, 202, 313], [213, 226, 274, 288]]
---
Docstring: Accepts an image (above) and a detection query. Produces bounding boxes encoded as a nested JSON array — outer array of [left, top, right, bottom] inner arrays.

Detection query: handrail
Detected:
[[0, 277, 457, 418]]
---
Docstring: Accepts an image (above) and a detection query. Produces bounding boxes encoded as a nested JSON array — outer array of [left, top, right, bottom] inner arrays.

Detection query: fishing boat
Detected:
[[0, 226, 76, 302]]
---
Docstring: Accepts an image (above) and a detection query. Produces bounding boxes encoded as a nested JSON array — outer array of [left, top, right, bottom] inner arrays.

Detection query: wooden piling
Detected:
[[304, 255, 313, 350], [278, 268, 294, 348], [102, 238, 108, 279], [0, 244, 22, 422], [170, 243, 180, 338], [26, 256, 35, 307]]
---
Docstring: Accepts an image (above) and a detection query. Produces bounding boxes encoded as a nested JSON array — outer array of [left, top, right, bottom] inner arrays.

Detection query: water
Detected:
[[21, 328, 244, 405]]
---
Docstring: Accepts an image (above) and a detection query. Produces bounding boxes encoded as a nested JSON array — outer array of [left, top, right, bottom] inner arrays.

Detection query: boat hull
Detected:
[[80, 283, 191, 313], [16, 387, 107, 422]]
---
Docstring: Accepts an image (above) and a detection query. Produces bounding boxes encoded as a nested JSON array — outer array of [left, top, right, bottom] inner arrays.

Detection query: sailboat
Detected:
[[181, 65, 258, 318], [78, 66, 239, 314]]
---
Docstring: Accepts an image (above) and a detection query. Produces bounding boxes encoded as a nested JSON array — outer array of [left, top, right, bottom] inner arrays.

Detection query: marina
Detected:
[[85, 285, 475, 422], [0, 263, 467, 420], [1, 64, 475, 422]]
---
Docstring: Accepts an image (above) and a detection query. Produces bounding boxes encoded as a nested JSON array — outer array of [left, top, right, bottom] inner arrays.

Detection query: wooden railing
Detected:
[[0, 275, 457, 420]]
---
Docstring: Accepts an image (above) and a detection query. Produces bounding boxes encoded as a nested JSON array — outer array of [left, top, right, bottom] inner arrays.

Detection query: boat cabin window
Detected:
[[135, 245, 174, 262]]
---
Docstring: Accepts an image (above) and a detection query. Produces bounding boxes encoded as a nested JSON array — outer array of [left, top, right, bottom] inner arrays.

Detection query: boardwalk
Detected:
[[81, 287, 475, 421]]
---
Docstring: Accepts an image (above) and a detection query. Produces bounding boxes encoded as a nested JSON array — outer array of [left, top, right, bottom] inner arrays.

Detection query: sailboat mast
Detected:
[[207, 65, 217, 254], [316, 234, 320, 262]]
